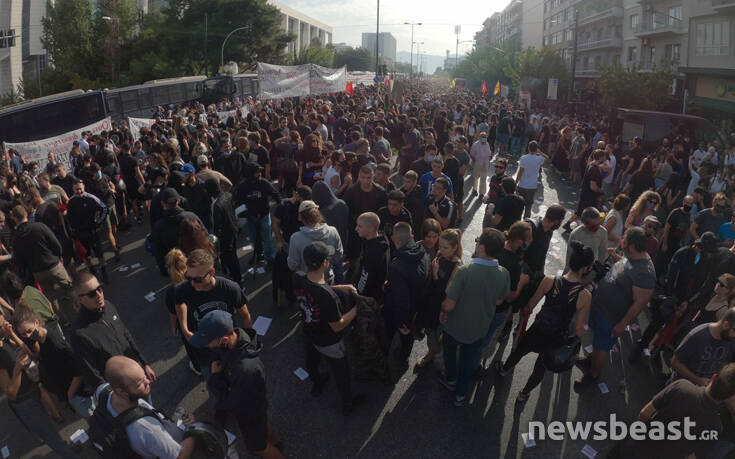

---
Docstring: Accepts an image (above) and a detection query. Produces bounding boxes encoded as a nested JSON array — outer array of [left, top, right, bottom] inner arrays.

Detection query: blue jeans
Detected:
[[511, 136, 523, 155], [443, 332, 485, 399], [481, 309, 509, 350], [246, 214, 275, 262], [9, 397, 79, 458]]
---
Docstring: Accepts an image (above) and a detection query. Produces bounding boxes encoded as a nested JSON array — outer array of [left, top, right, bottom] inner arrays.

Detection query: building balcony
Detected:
[[712, 0, 735, 14], [575, 68, 600, 78], [579, 6, 623, 26], [626, 58, 656, 71], [634, 12, 684, 37], [577, 37, 622, 51]]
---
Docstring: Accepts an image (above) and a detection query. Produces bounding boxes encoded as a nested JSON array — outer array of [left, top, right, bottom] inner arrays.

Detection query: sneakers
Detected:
[[516, 391, 530, 403], [470, 190, 478, 197], [498, 321, 513, 342], [438, 375, 457, 392], [573, 373, 599, 392], [311, 373, 330, 397], [494, 360, 509, 377], [342, 393, 367, 415], [562, 221, 573, 233], [114, 249, 121, 262], [454, 395, 467, 407], [188, 361, 202, 376]]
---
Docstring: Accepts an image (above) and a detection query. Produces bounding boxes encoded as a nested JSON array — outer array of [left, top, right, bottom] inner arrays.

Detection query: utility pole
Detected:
[[455, 25, 461, 70], [375, 0, 380, 76], [204, 13, 208, 76], [404, 22, 422, 77], [568, 9, 579, 104]]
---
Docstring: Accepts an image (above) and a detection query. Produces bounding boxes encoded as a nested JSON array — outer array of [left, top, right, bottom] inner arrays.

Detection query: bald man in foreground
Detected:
[[99, 356, 196, 458]]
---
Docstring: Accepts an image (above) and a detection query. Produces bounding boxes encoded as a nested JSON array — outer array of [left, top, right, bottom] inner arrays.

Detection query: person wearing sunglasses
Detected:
[[70, 271, 154, 388], [174, 249, 253, 380]]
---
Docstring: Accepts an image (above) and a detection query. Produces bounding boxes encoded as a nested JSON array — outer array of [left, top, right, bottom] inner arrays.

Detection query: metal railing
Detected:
[[635, 12, 683, 34], [577, 37, 622, 51]]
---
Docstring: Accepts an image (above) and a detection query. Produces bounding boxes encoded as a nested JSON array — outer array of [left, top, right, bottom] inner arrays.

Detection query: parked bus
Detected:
[[611, 108, 726, 151]]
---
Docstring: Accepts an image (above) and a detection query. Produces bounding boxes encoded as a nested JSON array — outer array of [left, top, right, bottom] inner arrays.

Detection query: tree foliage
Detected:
[[597, 64, 676, 111], [334, 47, 373, 71], [284, 38, 334, 67]]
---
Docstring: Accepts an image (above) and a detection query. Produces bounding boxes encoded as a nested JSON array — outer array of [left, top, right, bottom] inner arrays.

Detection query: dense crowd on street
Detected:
[[1, 78, 735, 459]]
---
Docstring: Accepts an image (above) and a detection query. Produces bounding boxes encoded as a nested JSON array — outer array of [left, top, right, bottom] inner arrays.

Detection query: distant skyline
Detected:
[[276, 0, 511, 56]]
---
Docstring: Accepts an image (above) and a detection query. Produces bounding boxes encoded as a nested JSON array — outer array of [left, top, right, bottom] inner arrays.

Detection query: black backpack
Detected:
[[88, 385, 167, 458]]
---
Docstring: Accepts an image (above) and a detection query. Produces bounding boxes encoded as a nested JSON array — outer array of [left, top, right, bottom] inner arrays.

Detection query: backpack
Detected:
[[88, 385, 166, 458]]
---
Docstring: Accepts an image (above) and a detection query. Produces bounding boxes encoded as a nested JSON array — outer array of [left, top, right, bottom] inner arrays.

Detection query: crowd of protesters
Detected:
[[0, 77, 735, 458]]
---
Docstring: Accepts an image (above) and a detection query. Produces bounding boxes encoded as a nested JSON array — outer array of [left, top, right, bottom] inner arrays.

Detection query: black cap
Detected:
[[245, 161, 263, 175], [695, 231, 719, 253], [160, 187, 180, 204], [303, 241, 335, 271]]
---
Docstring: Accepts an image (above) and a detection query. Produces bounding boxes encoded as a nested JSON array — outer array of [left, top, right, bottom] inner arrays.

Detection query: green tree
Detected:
[[452, 45, 512, 91], [285, 38, 334, 67], [42, 0, 102, 80], [598, 64, 676, 110], [334, 47, 373, 71], [506, 46, 570, 101]]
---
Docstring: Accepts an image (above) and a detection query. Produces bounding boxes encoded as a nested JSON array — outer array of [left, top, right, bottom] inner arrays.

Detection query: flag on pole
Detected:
[[458, 82, 463, 91], [494, 80, 501, 95], [345, 81, 354, 97], [481, 80, 488, 95], [450, 79, 456, 88], [385, 77, 390, 87]]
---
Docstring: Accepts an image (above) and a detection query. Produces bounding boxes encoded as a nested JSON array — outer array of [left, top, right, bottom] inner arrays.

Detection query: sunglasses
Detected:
[[80, 285, 103, 299], [495, 165, 505, 169], [186, 270, 212, 284]]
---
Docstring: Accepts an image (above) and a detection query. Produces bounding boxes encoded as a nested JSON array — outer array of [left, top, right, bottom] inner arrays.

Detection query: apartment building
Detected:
[[474, 0, 543, 51]]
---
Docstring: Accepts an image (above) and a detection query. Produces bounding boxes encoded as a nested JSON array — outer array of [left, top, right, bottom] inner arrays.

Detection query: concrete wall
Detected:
[[0, 0, 24, 96]]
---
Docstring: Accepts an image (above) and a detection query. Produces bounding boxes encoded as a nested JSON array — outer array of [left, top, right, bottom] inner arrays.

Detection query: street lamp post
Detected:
[[221, 26, 249, 73], [403, 22, 422, 77], [101, 16, 120, 82], [375, 0, 380, 76], [456, 39, 474, 70], [415, 42, 424, 75]]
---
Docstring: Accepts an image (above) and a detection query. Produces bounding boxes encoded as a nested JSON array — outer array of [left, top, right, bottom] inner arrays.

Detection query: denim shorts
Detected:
[[590, 307, 617, 351]]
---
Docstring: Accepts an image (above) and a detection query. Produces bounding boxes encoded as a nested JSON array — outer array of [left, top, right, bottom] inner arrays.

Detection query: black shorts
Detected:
[[236, 408, 269, 452], [454, 177, 465, 203], [77, 230, 103, 258]]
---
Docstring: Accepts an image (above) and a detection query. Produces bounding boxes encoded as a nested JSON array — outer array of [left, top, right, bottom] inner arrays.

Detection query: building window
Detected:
[[628, 46, 638, 63], [630, 14, 640, 30], [696, 20, 730, 56], [668, 6, 682, 23], [665, 43, 680, 62]]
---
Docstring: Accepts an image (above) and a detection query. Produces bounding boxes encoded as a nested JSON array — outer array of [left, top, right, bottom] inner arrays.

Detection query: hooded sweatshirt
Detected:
[[312, 181, 350, 249], [383, 240, 429, 326], [353, 236, 391, 302], [287, 224, 344, 278], [208, 328, 267, 416]]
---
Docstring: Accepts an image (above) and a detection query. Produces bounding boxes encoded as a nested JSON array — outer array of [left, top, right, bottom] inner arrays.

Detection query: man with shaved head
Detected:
[[98, 356, 196, 458], [352, 212, 390, 302]]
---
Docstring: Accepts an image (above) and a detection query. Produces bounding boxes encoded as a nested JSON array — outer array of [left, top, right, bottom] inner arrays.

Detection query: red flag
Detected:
[[345, 81, 354, 96], [458, 82, 462, 91], [385, 77, 390, 87], [481, 80, 488, 94]]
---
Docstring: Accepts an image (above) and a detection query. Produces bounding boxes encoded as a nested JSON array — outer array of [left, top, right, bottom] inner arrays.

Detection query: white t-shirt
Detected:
[[97, 384, 184, 459], [325, 167, 341, 193], [603, 154, 617, 185], [687, 168, 700, 196], [517, 153, 545, 189]]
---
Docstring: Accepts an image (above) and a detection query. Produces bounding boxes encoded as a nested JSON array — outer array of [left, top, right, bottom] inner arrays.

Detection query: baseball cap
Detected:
[[189, 310, 233, 349], [182, 163, 196, 175], [632, 136, 642, 143], [643, 215, 660, 226], [457, 136, 468, 144], [196, 155, 208, 166], [159, 188, 180, 204], [303, 241, 335, 271], [695, 231, 719, 253], [298, 200, 319, 213]]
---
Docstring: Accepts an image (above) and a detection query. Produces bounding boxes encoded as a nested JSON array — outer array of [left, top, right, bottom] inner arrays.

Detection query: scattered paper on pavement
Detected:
[[522, 433, 536, 448], [131, 263, 141, 269], [294, 368, 309, 380], [70, 429, 89, 443], [144, 292, 156, 302], [253, 316, 272, 336], [1, 446, 9, 459], [584, 345, 593, 354], [598, 383, 609, 394], [118, 265, 129, 272], [581, 444, 598, 458]]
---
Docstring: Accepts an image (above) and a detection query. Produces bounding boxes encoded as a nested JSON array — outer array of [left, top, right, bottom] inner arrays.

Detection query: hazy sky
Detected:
[[277, 0, 511, 58]]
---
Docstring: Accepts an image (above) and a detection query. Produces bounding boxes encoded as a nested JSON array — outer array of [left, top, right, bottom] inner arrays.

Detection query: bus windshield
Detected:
[[0, 92, 107, 144]]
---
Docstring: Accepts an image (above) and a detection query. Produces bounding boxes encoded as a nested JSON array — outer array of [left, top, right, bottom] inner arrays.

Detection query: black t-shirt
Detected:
[[495, 194, 525, 231], [38, 326, 88, 398], [443, 157, 461, 191], [497, 247, 521, 312], [274, 200, 301, 242], [247, 146, 270, 168], [118, 154, 140, 187], [293, 275, 343, 347], [695, 208, 728, 236], [51, 174, 79, 197], [666, 207, 691, 250], [377, 206, 412, 242], [174, 277, 246, 332], [343, 184, 387, 223], [427, 195, 458, 229], [0, 343, 40, 401], [409, 158, 431, 178]]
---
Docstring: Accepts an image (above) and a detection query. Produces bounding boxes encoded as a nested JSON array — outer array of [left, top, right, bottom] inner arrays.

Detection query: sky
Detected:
[[277, 0, 511, 59]]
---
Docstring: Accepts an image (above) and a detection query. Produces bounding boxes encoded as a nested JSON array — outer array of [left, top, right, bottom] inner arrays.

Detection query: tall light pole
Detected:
[[375, 0, 380, 76], [456, 39, 474, 71], [404, 21, 422, 77], [454, 25, 461, 70], [221, 26, 249, 73], [415, 42, 424, 74], [102, 16, 120, 82], [569, 9, 579, 103]]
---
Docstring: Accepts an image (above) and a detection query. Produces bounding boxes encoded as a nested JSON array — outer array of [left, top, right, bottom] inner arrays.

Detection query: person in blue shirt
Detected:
[[717, 213, 735, 246], [418, 158, 453, 206]]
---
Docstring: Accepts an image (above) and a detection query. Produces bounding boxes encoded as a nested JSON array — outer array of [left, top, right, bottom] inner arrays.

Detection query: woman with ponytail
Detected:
[[495, 241, 594, 402]]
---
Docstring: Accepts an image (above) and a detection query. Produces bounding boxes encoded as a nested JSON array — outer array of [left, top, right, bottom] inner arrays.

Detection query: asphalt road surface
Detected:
[[0, 158, 666, 458]]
